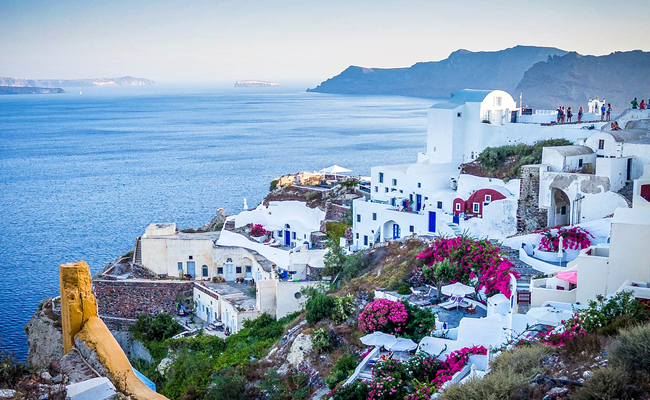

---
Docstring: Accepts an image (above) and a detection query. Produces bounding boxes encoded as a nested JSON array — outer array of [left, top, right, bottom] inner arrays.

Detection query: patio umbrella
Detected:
[[441, 282, 475, 297], [359, 331, 396, 347], [557, 270, 578, 285], [320, 165, 352, 175], [526, 306, 573, 326], [385, 338, 418, 352]]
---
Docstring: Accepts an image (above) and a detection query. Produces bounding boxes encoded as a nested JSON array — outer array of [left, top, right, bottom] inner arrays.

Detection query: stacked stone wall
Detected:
[[517, 165, 548, 233], [93, 279, 193, 323]]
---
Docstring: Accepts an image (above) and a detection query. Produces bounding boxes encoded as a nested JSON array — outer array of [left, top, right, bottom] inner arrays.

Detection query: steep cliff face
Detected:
[[308, 46, 567, 97], [24, 297, 64, 371], [515, 50, 650, 109]]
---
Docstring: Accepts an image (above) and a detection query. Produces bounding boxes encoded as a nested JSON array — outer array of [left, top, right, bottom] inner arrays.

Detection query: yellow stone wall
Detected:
[[59, 261, 168, 400]]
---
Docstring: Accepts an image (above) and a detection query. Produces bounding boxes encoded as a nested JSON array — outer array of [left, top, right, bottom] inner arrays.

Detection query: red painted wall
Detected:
[[453, 188, 507, 217]]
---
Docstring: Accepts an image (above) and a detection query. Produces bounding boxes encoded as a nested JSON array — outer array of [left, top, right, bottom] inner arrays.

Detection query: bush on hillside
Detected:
[[578, 291, 650, 335], [573, 366, 634, 400], [325, 353, 360, 389], [341, 252, 369, 281], [270, 179, 279, 191], [402, 301, 437, 342], [490, 343, 553, 377], [0, 350, 28, 388], [305, 294, 336, 324], [358, 299, 408, 334], [312, 328, 334, 354], [610, 323, 650, 373], [331, 294, 355, 324], [439, 369, 531, 400], [205, 367, 249, 400], [331, 379, 369, 400], [130, 312, 184, 343]]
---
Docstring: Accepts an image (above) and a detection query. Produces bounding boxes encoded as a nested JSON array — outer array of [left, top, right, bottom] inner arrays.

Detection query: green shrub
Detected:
[[578, 291, 650, 335], [0, 350, 27, 388], [341, 252, 369, 281], [312, 328, 334, 354], [305, 191, 320, 201], [205, 367, 248, 400], [610, 323, 650, 373], [491, 343, 553, 377], [160, 349, 214, 399], [270, 179, 279, 191], [130, 312, 184, 343], [339, 179, 359, 189], [397, 284, 412, 295], [326, 222, 350, 242], [573, 366, 634, 400], [305, 294, 335, 324], [323, 239, 347, 277], [331, 294, 355, 324], [332, 379, 369, 400], [440, 369, 530, 400], [326, 353, 360, 389], [402, 301, 437, 342]]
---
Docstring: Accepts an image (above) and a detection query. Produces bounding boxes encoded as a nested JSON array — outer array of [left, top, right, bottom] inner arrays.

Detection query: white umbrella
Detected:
[[320, 164, 352, 174], [359, 331, 396, 347], [385, 338, 418, 352], [441, 282, 475, 297], [557, 236, 564, 265], [526, 306, 573, 326]]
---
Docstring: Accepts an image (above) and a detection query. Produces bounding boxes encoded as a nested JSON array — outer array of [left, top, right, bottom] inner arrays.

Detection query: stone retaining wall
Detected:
[[517, 165, 548, 233], [93, 279, 193, 322]]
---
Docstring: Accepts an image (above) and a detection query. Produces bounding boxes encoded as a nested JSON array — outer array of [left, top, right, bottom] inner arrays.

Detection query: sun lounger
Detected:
[[438, 300, 456, 309]]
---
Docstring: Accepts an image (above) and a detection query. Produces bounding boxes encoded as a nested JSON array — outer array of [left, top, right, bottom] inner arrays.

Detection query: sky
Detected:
[[1, 0, 649, 86]]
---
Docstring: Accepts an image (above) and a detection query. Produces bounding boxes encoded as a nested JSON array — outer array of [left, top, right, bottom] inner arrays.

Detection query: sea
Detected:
[[0, 85, 437, 360]]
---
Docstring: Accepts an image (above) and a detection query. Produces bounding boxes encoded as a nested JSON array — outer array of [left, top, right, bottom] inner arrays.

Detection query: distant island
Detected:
[[0, 86, 65, 95], [0, 75, 157, 88], [308, 46, 650, 109], [235, 80, 279, 88]]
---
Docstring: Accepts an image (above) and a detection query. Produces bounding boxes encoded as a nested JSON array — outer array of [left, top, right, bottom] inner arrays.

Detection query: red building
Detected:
[[453, 188, 508, 218]]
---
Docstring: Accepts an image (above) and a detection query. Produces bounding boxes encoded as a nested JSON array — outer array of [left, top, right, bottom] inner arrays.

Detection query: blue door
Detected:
[[453, 214, 459, 224], [428, 211, 436, 233], [186, 261, 195, 278], [416, 194, 422, 211], [285, 230, 291, 246], [392, 224, 400, 239]]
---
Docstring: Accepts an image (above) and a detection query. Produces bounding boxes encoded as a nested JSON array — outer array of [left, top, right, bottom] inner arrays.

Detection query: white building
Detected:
[[353, 89, 607, 250]]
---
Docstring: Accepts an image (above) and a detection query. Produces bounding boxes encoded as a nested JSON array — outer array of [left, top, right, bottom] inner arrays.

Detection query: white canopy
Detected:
[[385, 338, 418, 352], [526, 306, 574, 326], [487, 293, 509, 306], [320, 165, 352, 174], [441, 282, 475, 297], [359, 331, 396, 347]]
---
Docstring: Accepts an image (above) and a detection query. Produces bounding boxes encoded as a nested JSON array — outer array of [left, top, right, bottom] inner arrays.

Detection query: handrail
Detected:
[[343, 346, 380, 387]]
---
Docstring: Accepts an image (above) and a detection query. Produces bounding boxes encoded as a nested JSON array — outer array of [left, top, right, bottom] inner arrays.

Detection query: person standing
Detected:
[[606, 103, 612, 121], [601, 103, 606, 121], [557, 106, 562, 123], [631, 98, 639, 109], [567, 107, 573, 123], [640, 99, 647, 109], [578, 106, 584, 122], [560, 106, 565, 124]]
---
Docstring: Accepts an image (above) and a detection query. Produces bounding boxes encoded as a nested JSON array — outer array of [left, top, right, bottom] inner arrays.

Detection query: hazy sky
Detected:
[[1, 0, 649, 85]]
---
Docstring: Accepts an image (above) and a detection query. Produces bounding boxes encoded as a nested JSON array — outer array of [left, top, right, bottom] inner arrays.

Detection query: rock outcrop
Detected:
[[24, 297, 64, 371]]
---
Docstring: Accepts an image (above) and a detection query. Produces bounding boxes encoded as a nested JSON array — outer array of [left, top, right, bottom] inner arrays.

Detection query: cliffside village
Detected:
[[72, 89, 650, 398]]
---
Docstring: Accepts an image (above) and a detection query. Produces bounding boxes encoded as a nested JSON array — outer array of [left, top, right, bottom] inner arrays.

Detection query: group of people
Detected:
[[556, 105, 586, 123], [631, 98, 649, 110], [599, 103, 613, 122]]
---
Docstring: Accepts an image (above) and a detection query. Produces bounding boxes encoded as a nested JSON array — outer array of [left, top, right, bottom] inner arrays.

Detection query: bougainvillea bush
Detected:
[[416, 236, 519, 298], [535, 226, 594, 252], [358, 299, 408, 334], [432, 346, 487, 387], [249, 224, 267, 237]]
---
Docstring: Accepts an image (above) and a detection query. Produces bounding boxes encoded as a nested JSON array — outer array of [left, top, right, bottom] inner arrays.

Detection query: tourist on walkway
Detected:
[[567, 107, 573, 123], [601, 104, 606, 121], [560, 106, 565, 123], [578, 106, 584, 122], [557, 106, 562, 123], [631, 97, 639, 109], [606, 104, 612, 121], [640, 99, 647, 109]]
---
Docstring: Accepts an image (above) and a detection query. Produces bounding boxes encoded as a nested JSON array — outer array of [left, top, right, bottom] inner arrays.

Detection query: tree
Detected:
[[305, 294, 336, 324], [324, 239, 346, 277], [423, 259, 457, 299], [205, 367, 248, 400]]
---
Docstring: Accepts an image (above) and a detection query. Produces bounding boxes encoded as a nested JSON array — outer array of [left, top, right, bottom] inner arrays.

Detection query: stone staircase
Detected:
[[446, 222, 462, 237], [133, 237, 142, 265]]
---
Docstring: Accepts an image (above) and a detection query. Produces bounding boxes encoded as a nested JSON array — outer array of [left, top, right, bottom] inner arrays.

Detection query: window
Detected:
[[578, 159, 583, 168], [473, 203, 480, 213], [598, 139, 605, 150], [455, 203, 461, 211], [355, 233, 359, 239], [379, 172, 384, 183], [560, 206, 567, 215], [188, 255, 193, 260], [418, 182, 421, 188], [457, 112, 462, 117], [372, 212, 377, 221], [217, 267, 224, 274], [236, 266, 242, 274], [292, 232, 296, 239], [409, 225, 414, 233], [246, 265, 252, 273], [202, 265, 208, 277], [399, 190, 403, 193], [494, 97, 502, 106], [294, 292, 301, 299], [363, 235, 368, 246], [485, 194, 492, 203], [357, 214, 361, 223], [374, 186, 378, 192], [437, 201, 443, 209], [392, 178, 397, 186], [278, 230, 283, 237], [471, 151, 474, 159], [177, 262, 183, 271], [385, 187, 389, 193]]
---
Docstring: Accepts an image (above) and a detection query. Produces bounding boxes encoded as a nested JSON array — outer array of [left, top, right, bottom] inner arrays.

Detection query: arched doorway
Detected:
[[550, 188, 570, 227], [225, 257, 235, 281], [382, 220, 400, 241], [284, 224, 291, 246]]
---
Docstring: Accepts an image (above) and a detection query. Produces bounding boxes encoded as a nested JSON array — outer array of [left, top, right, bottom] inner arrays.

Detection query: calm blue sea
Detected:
[[0, 86, 435, 359]]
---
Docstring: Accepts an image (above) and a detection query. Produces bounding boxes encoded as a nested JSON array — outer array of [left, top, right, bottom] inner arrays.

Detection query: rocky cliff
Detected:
[[0, 86, 65, 94], [24, 297, 64, 371], [308, 45, 567, 98], [515, 50, 650, 109]]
